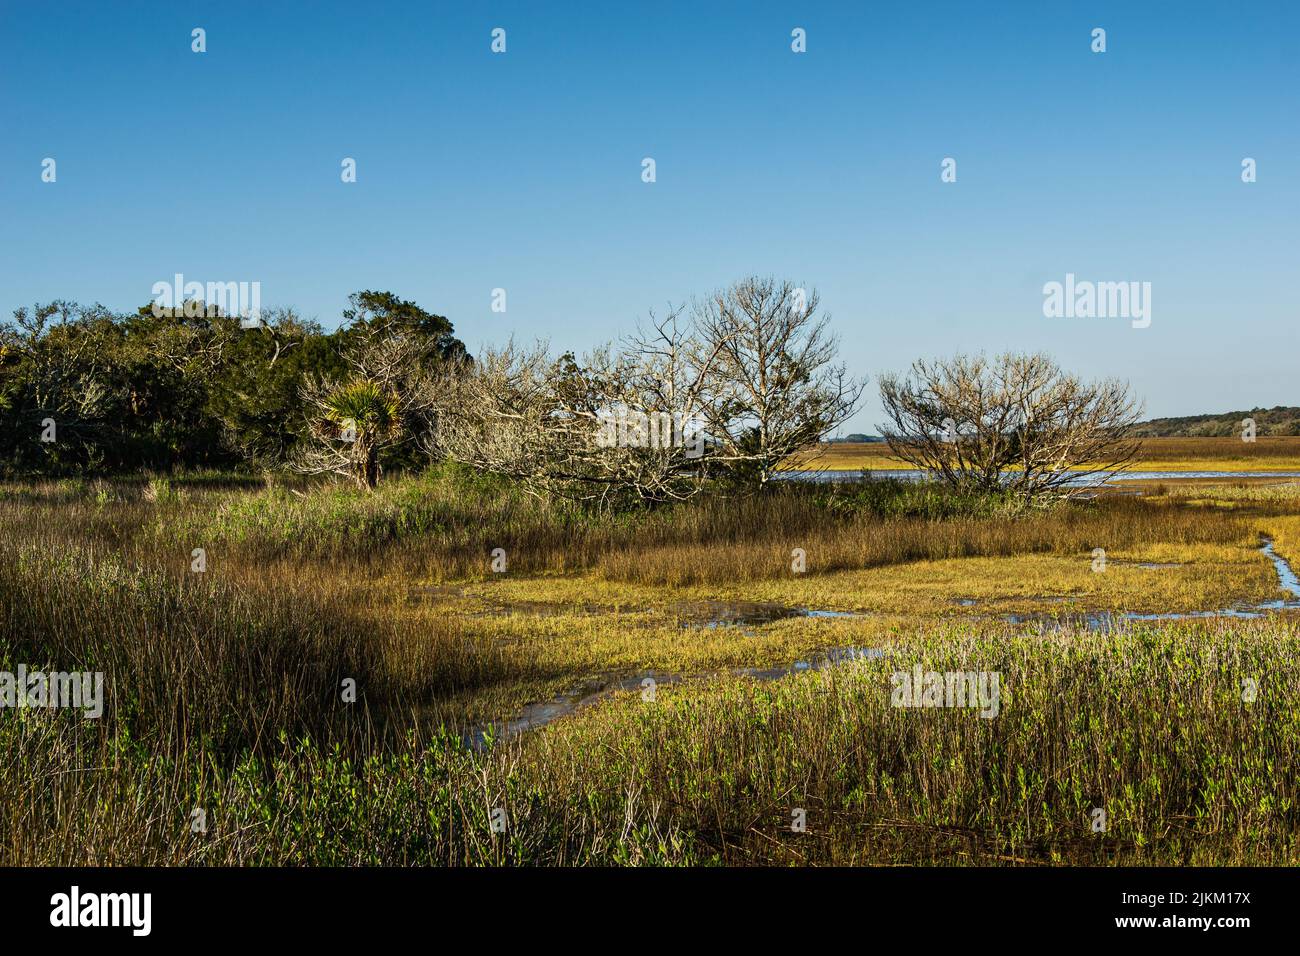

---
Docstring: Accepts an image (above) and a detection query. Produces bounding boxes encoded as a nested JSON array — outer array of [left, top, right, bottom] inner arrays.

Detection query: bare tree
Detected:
[[425, 278, 865, 499], [426, 322, 718, 503], [877, 352, 1143, 503], [423, 340, 577, 496], [691, 277, 866, 486]]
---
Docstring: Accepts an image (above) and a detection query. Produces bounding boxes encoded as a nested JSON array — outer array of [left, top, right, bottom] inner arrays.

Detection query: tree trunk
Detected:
[[352, 441, 379, 491]]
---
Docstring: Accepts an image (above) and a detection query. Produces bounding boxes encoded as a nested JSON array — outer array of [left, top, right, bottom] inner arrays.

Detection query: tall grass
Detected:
[[4, 621, 1296, 865], [2, 471, 1296, 865], [0, 467, 1263, 585], [0, 535, 511, 757], [594, 492, 1255, 585]]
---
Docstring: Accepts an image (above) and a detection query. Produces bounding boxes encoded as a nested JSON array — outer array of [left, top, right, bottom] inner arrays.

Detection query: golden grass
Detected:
[[10, 618, 1298, 865], [4, 472, 1295, 730], [6, 472, 1300, 864]]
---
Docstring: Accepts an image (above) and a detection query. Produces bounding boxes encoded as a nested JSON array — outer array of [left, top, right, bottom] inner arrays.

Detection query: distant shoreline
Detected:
[[790, 436, 1300, 474]]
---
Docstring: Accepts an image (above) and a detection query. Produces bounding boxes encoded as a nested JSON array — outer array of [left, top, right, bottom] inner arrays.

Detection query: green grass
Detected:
[[3, 469, 1299, 866], [5, 622, 1297, 865]]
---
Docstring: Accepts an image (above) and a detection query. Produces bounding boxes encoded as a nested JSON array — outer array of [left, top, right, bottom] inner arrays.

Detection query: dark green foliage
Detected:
[[1134, 406, 1300, 437], [0, 293, 466, 477]]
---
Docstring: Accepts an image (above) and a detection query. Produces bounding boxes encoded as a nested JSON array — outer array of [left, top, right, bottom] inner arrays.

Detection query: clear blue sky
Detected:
[[2, 1, 1296, 432]]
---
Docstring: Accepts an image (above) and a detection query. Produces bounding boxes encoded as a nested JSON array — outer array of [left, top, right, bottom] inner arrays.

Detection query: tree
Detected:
[[877, 352, 1143, 503], [691, 277, 866, 486], [337, 291, 466, 369], [204, 307, 338, 466], [427, 317, 722, 504], [0, 291, 467, 480], [299, 379, 403, 490], [0, 301, 120, 473], [427, 280, 864, 500], [424, 340, 580, 497], [294, 294, 459, 490]]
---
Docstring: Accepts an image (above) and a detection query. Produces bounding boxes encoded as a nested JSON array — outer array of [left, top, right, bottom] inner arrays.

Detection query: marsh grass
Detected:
[[0, 466, 1264, 585], [5, 621, 1296, 865], [594, 493, 1255, 585], [0, 534, 514, 757], [3, 469, 1299, 865]]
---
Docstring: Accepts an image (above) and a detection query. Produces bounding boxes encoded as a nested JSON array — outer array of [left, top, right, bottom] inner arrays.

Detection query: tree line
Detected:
[[0, 290, 457, 477], [2, 276, 1140, 505]]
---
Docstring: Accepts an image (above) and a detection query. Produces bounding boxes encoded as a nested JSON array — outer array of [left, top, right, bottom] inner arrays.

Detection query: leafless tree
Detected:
[[426, 321, 718, 503], [691, 277, 866, 486], [877, 352, 1143, 503], [422, 340, 577, 496], [426, 278, 865, 499]]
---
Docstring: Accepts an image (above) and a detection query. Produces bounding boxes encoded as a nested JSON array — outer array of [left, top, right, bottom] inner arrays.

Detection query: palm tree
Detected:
[[317, 379, 401, 490]]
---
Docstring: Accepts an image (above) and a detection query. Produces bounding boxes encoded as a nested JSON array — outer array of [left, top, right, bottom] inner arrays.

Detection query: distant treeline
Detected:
[[827, 416, 1300, 442], [2, 276, 873, 496], [0, 291, 466, 476], [1131, 407, 1300, 438], [832, 415, 1300, 443]]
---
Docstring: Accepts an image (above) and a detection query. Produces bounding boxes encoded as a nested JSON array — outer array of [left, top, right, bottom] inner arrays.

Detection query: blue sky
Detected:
[[1, 1, 1296, 432]]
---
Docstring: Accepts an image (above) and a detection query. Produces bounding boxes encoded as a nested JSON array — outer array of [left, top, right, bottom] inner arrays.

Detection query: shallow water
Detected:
[[778, 468, 1300, 485], [1006, 537, 1300, 632], [460, 539, 1300, 746], [413, 592, 865, 630], [464, 644, 886, 749], [695, 602, 861, 628]]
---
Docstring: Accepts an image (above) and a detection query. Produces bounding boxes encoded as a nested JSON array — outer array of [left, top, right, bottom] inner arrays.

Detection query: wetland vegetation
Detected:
[[5, 464, 1300, 865]]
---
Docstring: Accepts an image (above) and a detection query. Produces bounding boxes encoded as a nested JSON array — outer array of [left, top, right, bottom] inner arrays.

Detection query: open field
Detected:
[[4, 464, 1300, 865], [793, 436, 1300, 473]]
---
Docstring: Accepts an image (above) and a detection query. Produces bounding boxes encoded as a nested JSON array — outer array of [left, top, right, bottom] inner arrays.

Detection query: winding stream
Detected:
[[462, 537, 1300, 748], [1004, 537, 1300, 631]]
